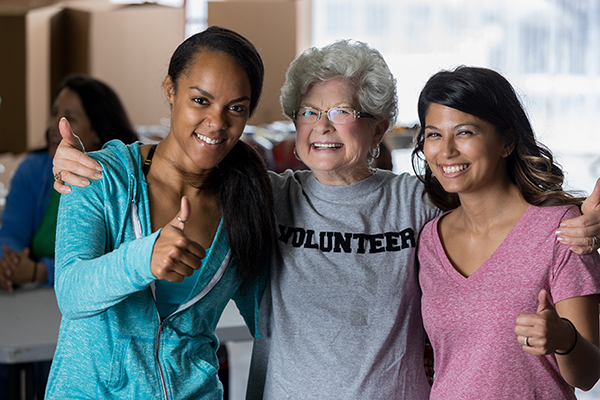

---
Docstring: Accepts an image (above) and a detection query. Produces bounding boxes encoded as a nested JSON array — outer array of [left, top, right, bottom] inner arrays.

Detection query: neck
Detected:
[[146, 140, 214, 197], [312, 165, 376, 186], [454, 181, 529, 234]]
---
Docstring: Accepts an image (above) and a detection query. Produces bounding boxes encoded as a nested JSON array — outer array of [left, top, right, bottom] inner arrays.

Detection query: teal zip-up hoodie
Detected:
[[46, 140, 264, 399]]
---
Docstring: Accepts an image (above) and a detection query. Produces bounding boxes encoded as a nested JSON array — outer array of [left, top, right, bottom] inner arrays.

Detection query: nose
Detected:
[[204, 108, 228, 132], [440, 136, 458, 158], [312, 111, 334, 133]]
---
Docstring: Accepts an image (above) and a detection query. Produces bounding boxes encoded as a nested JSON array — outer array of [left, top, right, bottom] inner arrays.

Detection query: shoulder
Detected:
[[68, 140, 144, 202], [377, 169, 423, 189], [87, 140, 143, 180], [14, 151, 52, 174], [377, 170, 439, 213], [530, 204, 581, 227], [269, 169, 311, 193]]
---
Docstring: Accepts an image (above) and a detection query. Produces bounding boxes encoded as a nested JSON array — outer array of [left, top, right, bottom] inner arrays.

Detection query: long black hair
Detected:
[[411, 66, 584, 211], [167, 26, 275, 288]]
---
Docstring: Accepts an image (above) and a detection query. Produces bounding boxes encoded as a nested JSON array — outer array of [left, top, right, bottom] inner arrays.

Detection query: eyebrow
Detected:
[[299, 103, 353, 109], [424, 123, 480, 130], [190, 86, 250, 103]]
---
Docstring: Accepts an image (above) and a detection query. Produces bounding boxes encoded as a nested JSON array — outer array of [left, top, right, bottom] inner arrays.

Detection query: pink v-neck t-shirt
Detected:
[[418, 205, 600, 400]]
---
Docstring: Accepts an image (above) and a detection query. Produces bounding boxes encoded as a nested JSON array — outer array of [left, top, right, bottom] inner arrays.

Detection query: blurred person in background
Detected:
[[0, 74, 138, 291]]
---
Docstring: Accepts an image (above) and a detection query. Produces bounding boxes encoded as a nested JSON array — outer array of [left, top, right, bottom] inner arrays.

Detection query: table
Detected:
[[0, 286, 251, 399]]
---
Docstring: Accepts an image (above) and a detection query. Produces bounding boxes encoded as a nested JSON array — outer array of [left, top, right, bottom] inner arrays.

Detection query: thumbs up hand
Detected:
[[514, 289, 575, 356], [150, 196, 206, 282]]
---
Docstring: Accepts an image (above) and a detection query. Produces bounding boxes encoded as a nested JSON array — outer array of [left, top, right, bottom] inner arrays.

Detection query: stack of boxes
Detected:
[[0, 0, 312, 154], [0, 0, 184, 154]]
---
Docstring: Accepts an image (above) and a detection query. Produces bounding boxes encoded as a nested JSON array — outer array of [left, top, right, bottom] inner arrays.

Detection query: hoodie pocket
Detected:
[[97, 337, 132, 396]]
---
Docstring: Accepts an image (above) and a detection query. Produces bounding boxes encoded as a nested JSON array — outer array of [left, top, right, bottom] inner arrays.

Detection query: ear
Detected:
[[372, 118, 391, 147], [163, 75, 175, 105], [502, 141, 515, 158]]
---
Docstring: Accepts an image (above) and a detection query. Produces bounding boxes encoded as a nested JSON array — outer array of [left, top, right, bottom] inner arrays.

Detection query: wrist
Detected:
[[32, 262, 48, 283], [555, 317, 578, 356], [31, 262, 38, 282]]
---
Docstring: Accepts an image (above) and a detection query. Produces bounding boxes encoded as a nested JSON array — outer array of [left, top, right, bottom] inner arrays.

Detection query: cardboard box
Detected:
[[207, 0, 311, 125], [0, 3, 63, 154], [59, 1, 185, 129], [0, 1, 184, 154]]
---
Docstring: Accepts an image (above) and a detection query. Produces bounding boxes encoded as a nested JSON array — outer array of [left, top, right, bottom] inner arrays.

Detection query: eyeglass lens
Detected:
[[295, 107, 356, 124]]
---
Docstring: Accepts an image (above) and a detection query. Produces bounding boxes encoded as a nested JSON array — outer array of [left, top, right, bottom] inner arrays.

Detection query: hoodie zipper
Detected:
[[156, 318, 169, 400], [132, 199, 231, 399], [132, 201, 169, 398]]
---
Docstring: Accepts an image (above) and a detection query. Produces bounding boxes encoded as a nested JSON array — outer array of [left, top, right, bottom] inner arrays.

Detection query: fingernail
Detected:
[[62, 186, 71, 194], [556, 237, 565, 241], [95, 165, 103, 172], [94, 172, 103, 179], [560, 222, 566, 227], [81, 179, 90, 187], [555, 230, 562, 235]]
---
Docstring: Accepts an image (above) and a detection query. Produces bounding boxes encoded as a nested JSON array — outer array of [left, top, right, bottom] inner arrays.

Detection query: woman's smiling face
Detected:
[[423, 103, 511, 196], [164, 50, 252, 173], [294, 79, 387, 186]]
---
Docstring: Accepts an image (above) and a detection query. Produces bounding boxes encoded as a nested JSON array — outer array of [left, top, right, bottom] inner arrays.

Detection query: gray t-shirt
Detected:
[[247, 169, 440, 399]]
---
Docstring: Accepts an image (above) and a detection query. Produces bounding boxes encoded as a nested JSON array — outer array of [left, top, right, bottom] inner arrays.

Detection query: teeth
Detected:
[[313, 143, 342, 149], [442, 164, 468, 173], [195, 133, 223, 145]]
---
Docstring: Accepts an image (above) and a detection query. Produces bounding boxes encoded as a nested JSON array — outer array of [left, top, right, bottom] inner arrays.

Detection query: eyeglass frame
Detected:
[[291, 106, 375, 125]]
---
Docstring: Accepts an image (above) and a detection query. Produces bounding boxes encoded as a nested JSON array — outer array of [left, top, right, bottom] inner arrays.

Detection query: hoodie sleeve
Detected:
[[54, 150, 158, 320]]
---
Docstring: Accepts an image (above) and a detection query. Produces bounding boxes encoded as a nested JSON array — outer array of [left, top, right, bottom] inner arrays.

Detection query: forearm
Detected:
[[38, 257, 53, 285], [557, 334, 600, 390], [554, 295, 600, 390], [56, 232, 159, 319]]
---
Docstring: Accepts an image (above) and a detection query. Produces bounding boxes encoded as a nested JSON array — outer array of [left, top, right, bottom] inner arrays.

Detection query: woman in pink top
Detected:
[[413, 66, 600, 399]]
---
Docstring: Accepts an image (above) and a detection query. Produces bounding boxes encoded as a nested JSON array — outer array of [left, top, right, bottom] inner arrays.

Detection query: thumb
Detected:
[[59, 117, 86, 152], [170, 196, 190, 232], [536, 289, 554, 314], [582, 177, 600, 215]]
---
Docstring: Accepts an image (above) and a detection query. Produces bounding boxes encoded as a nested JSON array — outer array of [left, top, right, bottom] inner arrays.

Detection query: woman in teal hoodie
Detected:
[[45, 26, 276, 399]]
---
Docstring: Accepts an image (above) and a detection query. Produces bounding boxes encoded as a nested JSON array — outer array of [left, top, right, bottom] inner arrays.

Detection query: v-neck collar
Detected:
[[434, 205, 533, 285]]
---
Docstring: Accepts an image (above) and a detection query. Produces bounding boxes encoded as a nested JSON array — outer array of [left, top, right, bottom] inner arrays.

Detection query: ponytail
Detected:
[[210, 140, 276, 289]]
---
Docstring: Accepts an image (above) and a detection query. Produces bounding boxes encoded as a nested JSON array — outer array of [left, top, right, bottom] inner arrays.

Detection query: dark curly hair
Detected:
[[411, 66, 585, 211]]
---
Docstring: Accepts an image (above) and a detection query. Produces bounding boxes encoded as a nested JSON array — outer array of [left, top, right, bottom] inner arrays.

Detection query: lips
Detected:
[[312, 142, 343, 149], [441, 164, 469, 174], [195, 133, 224, 145]]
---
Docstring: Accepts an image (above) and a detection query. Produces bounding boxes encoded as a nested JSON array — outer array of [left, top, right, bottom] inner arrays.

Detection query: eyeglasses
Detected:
[[292, 106, 374, 125]]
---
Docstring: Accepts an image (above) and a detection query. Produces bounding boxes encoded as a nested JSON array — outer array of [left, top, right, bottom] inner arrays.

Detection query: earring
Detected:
[[369, 144, 381, 159], [293, 147, 302, 161]]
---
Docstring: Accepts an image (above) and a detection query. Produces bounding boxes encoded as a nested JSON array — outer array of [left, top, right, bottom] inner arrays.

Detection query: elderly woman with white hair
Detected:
[[51, 39, 600, 399], [246, 39, 439, 399]]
